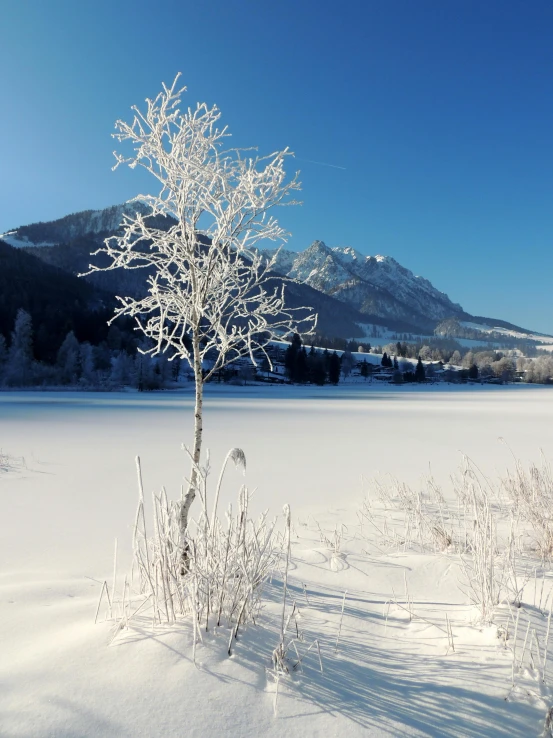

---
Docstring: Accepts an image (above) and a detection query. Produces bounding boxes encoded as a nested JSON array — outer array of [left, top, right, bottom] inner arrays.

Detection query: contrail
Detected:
[[295, 157, 347, 171]]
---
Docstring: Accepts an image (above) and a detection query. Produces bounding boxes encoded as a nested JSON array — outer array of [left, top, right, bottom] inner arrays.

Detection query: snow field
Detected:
[[1, 384, 553, 736]]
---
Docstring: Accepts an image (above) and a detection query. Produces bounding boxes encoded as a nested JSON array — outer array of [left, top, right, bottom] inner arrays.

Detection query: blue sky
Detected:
[[1, 0, 552, 332]]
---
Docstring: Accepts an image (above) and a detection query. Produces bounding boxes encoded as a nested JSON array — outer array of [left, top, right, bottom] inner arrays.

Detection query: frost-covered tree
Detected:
[[79, 342, 96, 385], [493, 356, 515, 383], [341, 349, 354, 378], [86, 75, 315, 536], [110, 351, 134, 386], [419, 345, 432, 361], [450, 350, 462, 366], [57, 331, 81, 384], [5, 309, 34, 386]]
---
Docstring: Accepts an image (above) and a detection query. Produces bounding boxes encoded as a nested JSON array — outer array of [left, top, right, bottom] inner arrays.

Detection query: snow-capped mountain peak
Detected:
[[262, 240, 464, 328]]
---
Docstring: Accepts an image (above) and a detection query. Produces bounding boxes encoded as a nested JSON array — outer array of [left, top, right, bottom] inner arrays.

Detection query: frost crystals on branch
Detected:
[[83, 74, 316, 548]]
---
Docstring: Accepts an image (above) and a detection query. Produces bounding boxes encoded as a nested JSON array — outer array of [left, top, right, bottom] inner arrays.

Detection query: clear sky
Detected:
[[1, 0, 552, 332]]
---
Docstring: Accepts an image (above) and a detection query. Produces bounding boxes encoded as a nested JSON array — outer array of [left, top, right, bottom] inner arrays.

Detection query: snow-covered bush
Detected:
[[502, 455, 553, 560], [360, 455, 553, 623], [98, 449, 284, 659]]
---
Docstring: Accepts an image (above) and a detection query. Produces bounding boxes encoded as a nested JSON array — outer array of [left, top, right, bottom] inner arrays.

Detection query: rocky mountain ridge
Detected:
[[261, 240, 466, 328]]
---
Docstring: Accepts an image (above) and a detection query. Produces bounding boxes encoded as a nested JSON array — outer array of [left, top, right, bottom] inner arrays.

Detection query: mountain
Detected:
[[262, 241, 467, 331], [2, 203, 548, 343], [0, 206, 372, 341]]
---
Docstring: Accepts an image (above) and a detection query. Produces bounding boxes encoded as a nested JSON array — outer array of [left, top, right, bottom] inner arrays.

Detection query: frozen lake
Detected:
[[2, 384, 553, 737], [1, 384, 552, 574]]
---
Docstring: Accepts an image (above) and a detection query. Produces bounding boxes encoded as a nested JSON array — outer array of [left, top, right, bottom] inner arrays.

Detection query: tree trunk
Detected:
[[180, 331, 203, 572]]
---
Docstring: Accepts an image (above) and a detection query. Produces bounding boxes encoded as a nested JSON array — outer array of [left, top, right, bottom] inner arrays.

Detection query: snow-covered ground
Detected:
[[1, 384, 553, 737]]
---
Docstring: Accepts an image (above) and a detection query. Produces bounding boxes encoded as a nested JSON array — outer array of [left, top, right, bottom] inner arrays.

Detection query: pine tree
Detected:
[[285, 333, 302, 382], [308, 351, 326, 385], [329, 351, 341, 385], [323, 347, 331, 375], [360, 359, 370, 380], [381, 351, 388, 367], [0, 334, 7, 375], [393, 355, 399, 370], [296, 346, 309, 383], [468, 363, 479, 380], [415, 356, 426, 382]]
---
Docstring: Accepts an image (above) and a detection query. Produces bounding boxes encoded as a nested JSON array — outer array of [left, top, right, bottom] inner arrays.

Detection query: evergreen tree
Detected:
[[296, 346, 309, 383], [415, 356, 426, 382], [323, 347, 331, 375], [393, 355, 399, 370], [308, 351, 326, 385], [284, 333, 302, 382], [329, 351, 341, 385], [381, 351, 388, 367], [468, 363, 479, 380], [360, 359, 370, 381], [392, 369, 403, 384], [0, 334, 7, 373], [261, 356, 271, 379]]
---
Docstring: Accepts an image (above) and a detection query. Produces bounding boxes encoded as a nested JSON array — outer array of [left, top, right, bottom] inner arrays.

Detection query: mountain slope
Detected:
[[2, 206, 376, 340], [0, 240, 119, 362], [0, 202, 152, 248], [4, 203, 548, 341]]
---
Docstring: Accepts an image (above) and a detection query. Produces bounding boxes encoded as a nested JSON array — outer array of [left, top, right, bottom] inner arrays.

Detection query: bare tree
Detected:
[[85, 74, 315, 539]]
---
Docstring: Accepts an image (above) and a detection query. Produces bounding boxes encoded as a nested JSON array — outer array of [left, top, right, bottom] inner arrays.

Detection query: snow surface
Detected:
[[0, 231, 56, 249], [1, 385, 553, 737]]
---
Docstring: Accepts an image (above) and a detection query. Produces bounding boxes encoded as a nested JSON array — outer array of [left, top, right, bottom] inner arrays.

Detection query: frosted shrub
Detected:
[[0, 450, 26, 475], [359, 475, 454, 553], [502, 455, 553, 560], [360, 456, 551, 623], [456, 464, 505, 623], [98, 449, 283, 657]]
